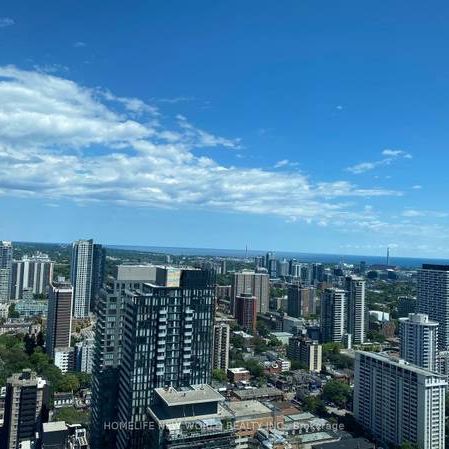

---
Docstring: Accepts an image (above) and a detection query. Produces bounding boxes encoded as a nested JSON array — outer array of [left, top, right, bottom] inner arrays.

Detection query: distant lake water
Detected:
[[107, 245, 449, 269]]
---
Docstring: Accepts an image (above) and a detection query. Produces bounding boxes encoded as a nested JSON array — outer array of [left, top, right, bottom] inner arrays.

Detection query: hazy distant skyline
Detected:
[[1, 1, 449, 257]]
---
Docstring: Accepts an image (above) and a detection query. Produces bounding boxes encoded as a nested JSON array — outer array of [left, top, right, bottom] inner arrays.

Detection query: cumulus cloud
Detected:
[[347, 149, 412, 174], [0, 66, 404, 228]]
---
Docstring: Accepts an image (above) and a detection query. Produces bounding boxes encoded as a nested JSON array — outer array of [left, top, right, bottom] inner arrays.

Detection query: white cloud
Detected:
[[32, 64, 69, 74], [382, 149, 412, 158], [412, 184, 422, 190], [156, 96, 194, 104], [274, 159, 299, 169], [401, 209, 424, 217], [347, 149, 412, 174], [0, 17, 14, 28], [0, 66, 406, 229], [73, 41, 87, 48], [401, 209, 448, 218]]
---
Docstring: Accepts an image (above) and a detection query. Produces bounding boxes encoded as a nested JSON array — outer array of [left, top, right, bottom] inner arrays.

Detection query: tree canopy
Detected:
[[322, 380, 352, 408]]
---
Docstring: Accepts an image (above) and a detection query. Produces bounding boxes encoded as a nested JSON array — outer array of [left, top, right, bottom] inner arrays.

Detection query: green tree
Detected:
[[253, 336, 268, 354], [212, 369, 227, 382], [57, 373, 80, 392], [322, 380, 352, 408], [367, 330, 386, 343], [35, 331, 45, 348], [23, 334, 37, 356], [302, 396, 327, 416], [327, 353, 354, 370], [290, 359, 308, 370], [322, 342, 342, 356], [256, 321, 270, 338], [230, 335, 245, 349], [216, 274, 232, 286], [73, 372, 92, 390], [243, 359, 264, 379], [268, 336, 283, 348], [8, 304, 20, 318], [52, 407, 90, 426]]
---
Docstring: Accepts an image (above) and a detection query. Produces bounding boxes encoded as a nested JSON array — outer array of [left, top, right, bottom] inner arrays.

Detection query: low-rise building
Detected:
[[228, 367, 251, 383], [311, 438, 375, 449], [256, 428, 292, 449], [147, 385, 235, 449], [231, 387, 284, 402], [271, 332, 293, 346], [54, 392, 74, 409], [15, 299, 48, 318], [227, 400, 283, 449], [42, 421, 69, 449]]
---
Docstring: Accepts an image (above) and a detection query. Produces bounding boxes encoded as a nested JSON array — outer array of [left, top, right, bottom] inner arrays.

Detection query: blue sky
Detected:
[[0, 0, 449, 257]]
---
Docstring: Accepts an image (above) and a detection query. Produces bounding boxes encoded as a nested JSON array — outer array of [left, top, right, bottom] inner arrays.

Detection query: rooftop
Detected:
[[232, 387, 284, 400], [299, 432, 334, 443], [422, 264, 449, 272], [271, 332, 294, 337], [357, 351, 448, 379], [399, 313, 438, 325], [227, 400, 272, 418], [43, 421, 68, 433], [312, 437, 375, 449], [228, 367, 250, 373], [154, 385, 224, 406]]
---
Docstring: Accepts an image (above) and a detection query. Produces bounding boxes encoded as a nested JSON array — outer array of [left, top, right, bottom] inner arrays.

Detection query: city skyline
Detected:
[[1, 1, 449, 258], [2, 3, 449, 448]]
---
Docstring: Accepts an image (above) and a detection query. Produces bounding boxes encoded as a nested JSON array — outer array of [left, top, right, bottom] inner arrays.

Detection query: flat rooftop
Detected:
[[357, 351, 448, 378], [149, 403, 233, 426], [422, 264, 449, 271], [228, 367, 250, 373], [232, 387, 284, 400], [312, 438, 375, 449], [227, 400, 272, 418], [43, 421, 67, 432], [299, 432, 334, 443], [155, 385, 224, 406]]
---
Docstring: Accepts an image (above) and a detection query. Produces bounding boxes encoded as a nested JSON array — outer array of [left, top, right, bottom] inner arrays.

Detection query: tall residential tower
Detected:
[[417, 264, 449, 350], [346, 276, 367, 344], [231, 271, 269, 314], [399, 313, 438, 372], [98, 267, 216, 449], [354, 351, 446, 449], [46, 281, 73, 360], [320, 288, 346, 343], [0, 241, 13, 302], [70, 239, 105, 318]]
